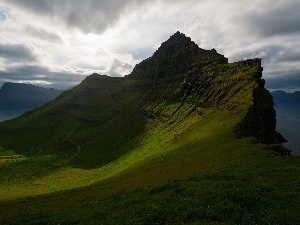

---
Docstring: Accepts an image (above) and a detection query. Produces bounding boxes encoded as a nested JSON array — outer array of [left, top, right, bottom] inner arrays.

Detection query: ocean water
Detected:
[[0, 109, 32, 122], [274, 102, 300, 155]]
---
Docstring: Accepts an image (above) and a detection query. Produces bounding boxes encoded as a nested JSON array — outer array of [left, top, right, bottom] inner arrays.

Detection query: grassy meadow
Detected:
[[0, 103, 299, 224]]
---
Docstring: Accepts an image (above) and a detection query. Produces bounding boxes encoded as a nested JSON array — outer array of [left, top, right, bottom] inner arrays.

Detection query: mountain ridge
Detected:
[[40, 31, 277, 147], [129, 31, 227, 79], [0, 32, 278, 167], [272, 90, 300, 102], [0, 82, 63, 109]]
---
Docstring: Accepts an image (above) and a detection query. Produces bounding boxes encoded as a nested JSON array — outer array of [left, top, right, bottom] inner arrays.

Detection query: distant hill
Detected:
[[0, 82, 63, 109], [272, 90, 300, 103]]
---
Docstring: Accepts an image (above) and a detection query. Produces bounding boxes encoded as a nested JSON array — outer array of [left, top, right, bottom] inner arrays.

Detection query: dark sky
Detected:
[[0, 0, 299, 91]]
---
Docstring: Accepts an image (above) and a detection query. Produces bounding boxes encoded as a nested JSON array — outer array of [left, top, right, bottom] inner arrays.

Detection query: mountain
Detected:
[[0, 32, 277, 163], [272, 90, 300, 102], [129, 31, 228, 79], [0, 32, 299, 224], [0, 82, 63, 109]]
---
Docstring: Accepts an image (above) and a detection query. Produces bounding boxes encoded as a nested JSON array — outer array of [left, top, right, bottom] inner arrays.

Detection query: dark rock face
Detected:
[[84, 33, 275, 145], [275, 132, 288, 143], [234, 65, 277, 144], [91, 32, 277, 145], [0, 82, 63, 109], [129, 31, 227, 79]]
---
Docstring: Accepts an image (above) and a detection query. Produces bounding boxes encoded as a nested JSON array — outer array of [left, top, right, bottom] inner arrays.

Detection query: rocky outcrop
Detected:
[[128, 32, 227, 79], [275, 132, 288, 143], [130, 32, 278, 144], [86, 32, 277, 144], [0, 82, 63, 109], [234, 61, 277, 144]]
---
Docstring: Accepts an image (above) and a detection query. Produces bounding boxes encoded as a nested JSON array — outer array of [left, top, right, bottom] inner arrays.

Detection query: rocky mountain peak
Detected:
[[165, 31, 195, 47], [129, 32, 227, 78], [152, 31, 202, 59]]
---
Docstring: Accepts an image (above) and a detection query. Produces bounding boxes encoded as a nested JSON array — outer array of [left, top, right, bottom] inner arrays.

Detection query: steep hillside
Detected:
[[0, 32, 298, 224], [0, 82, 63, 109], [0, 32, 277, 166]]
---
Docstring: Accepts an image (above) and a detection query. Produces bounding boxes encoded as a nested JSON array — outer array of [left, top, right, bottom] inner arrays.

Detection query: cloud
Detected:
[[2, 0, 150, 33], [0, 65, 85, 89], [0, 43, 37, 63], [229, 44, 286, 65], [241, 0, 300, 38], [0, 65, 51, 80], [108, 59, 134, 77], [265, 70, 300, 91], [0, 0, 299, 91], [25, 26, 63, 44], [277, 49, 300, 63]]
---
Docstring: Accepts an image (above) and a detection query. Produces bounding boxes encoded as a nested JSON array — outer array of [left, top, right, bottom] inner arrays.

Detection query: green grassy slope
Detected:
[[0, 32, 299, 224], [0, 108, 299, 224]]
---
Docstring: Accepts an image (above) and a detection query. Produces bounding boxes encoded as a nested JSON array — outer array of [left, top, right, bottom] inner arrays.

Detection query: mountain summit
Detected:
[[153, 31, 203, 58], [129, 31, 227, 78]]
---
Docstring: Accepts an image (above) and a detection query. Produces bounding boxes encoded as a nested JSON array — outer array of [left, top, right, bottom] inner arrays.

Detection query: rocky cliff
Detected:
[[49, 32, 276, 144], [127, 32, 277, 144], [234, 68, 277, 144]]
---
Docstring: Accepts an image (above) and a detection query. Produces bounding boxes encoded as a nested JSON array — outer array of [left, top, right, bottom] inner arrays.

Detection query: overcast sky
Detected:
[[0, 0, 299, 91]]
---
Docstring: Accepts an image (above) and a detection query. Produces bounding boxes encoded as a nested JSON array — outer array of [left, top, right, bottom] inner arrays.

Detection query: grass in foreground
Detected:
[[0, 106, 299, 224], [1, 156, 299, 224]]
